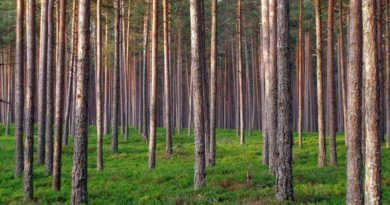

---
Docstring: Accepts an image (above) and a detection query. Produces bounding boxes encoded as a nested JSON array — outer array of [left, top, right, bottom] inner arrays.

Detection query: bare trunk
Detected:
[[111, 0, 120, 153], [346, 0, 363, 203], [237, 0, 245, 145], [363, 0, 381, 203], [209, 0, 217, 166], [298, 0, 304, 147], [261, 0, 269, 166], [163, 0, 172, 155], [96, 0, 103, 171]]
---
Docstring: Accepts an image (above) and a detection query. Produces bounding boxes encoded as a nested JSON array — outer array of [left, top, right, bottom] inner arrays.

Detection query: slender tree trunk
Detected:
[[377, 0, 385, 143], [45, 0, 55, 176], [53, 0, 66, 191], [327, 0, 338, 166], [148, 0, 158, 169], [15, 0, 24, 178], [71, 0, 90, 203], [141, 5, 149, 141], [96, 0, 103, 171], [190, 0, 206, 189], [315, 0, 326, 167], [346, 0, 363, 203], [163, 0, 172, 155], [275, 0, 294, 200], [209, 0, 217, 166], [363, 0, 381, 203], [37, 0, 49, 164], [298, 0, 304, 147], [261, 0, 269, 166], [267, 0, 278, 174], [24, 0, 36, 200], [236, 0, 245, 145], [111, 0, 120, 153]]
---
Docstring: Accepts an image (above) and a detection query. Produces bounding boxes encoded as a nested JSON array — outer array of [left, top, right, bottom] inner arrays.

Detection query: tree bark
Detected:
[[53, 0, 66, 191], [386, 0, 390, 148], [236, 0, 245, 145], [163, 0, 172, 155], [37, 0, 49, 164], [45, 0, 55, 176], [275, 0, 294, 200], [346, 0, 363, 203], [209, 0, 217, 166], [96, 0, 103, 171], [71, 0, 91, 203], [261, 0, 269, 166], [15, 0, 24, 178], [363, 0, 381, 203], [298, 0, 304, 147], [148, 0, 158, 169], [327, 0, 338, 166], [111, 0, 121, 153], [190, 0, 206, 189], [24, 0, 36, 200]]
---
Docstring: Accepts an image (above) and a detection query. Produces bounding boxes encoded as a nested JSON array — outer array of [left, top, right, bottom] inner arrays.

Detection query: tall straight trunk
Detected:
[[297, 0, 303, 147], [148, 0, 158, 169], [209, 0, 217, 166], [363, 0, 381, 203], [339, 0, 347, 140], [386, 0, 390, 148], [275, 0, 294, 200], [377, 0, 385, 143], [315, 0, 326, 167], [141, 5, 149, 141], [104, 20, 109, 135], [24, 0, 36, 200], [37, 0, 49, 164], [177, 30, 183, 135], [346, 0, 363, 203], [63, 0, 78, 145], [53, 0, 66, 191], [45, 0, 55, 176], [267, 0, 278, 174], [190, 0, 206, 189], [163, 0, 172, 155], [96, 0, 103, 171], [236, 0, 245, 145], [261, 0, 269, 165], [15, 0, 24, 178], [71, 0, 90, 203], [327, 0, 337, 166], [111, 0, 120, 153]]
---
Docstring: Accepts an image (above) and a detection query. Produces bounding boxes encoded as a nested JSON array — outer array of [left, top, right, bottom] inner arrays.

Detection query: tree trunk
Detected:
[[45, 0, 55, 176], [37, 0, 49, 164], [53, 0, 66, 191], [275, 0, 294, 200], [190, 0, 206, 189], [363, 0, 381, 203], [96, 0, 103, 171], [261, 0, 269, 166], [327, 0, 337, 166], [346, 0, 363, 203], [315, 0, 326, 167], [236, 0, 245, 146], [267, 0, 278, 174], [141, 4, 149, 141], [209, 0, 217, 166], [298, 0, 304, 147], [71, 0, 91, 203], [15, 0, 24, 178], [163, 0, 172, 155], [111, 0, 120, 153], [148, 0, 158, 169], [24, 0, 36, 200], [386, 0, 390, 148]]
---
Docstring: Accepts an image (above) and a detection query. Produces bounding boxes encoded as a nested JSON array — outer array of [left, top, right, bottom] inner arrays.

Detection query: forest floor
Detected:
[[0, 126, 390, 205]]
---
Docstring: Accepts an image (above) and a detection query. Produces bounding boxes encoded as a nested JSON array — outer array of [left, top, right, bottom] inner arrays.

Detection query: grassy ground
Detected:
[[0, 125, 389, 205]]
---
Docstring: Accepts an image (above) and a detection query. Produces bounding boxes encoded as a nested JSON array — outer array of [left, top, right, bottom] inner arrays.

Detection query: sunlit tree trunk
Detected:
[[363, 0, 381, 203], [346, 0, 363, 203], [297, 0, 303, 148], [111, 0, 120, 153], [71, 0, 91, 203], [236, 0, 245, 145], [261, 0, 269, 165], [209, 0, 217, 166], [96, 0, 103, 171], [163, 0, 172, 155], [148, 0, 158, 169]]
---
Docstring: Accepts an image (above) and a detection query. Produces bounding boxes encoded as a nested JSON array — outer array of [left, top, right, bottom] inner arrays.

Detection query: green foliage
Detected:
[[0, 0, 16, 48], [1, 125, 389, 204]]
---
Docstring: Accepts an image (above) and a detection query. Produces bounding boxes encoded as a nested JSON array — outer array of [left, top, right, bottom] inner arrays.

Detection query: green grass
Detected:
[[0, 125, 389, 204]]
